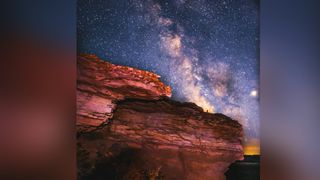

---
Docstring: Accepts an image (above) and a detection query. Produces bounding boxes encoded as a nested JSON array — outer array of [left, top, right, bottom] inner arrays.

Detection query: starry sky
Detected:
[[78, 0, 259, 154]]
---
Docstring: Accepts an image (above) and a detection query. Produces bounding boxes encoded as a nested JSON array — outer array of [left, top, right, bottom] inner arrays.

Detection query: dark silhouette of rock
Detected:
[[225, 155, 260, 180]]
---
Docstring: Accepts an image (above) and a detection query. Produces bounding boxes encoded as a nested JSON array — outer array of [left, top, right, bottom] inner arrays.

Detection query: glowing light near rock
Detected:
[[250, 90, 258, 97], [244, 139, 260, 155]]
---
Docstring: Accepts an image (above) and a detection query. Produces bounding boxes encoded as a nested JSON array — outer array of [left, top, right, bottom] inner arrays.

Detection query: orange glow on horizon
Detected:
[[244, 139, 260, 155], [244, 145, 260, 155]]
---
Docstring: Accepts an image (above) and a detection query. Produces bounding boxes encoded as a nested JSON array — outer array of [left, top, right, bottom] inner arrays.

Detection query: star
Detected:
[[250, 90, 258, 97], [78, 0, 259, 154]]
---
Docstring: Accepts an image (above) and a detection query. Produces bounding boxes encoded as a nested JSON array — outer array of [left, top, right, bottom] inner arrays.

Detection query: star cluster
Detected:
[[78, 0, 259, 153]]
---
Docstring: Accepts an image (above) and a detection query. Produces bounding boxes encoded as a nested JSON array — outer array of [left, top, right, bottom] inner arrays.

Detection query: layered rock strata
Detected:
[[77, 54, 171, 132], [77, 54, 244, 180]]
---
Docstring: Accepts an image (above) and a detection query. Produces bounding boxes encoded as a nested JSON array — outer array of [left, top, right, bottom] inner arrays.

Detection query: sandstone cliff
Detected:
[[77, 54, 171, 132], [77, 54, 244, 180]]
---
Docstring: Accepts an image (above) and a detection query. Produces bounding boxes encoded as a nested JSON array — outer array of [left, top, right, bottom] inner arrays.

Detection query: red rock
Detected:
[[77, 54, 171, 132], [77, 54, 244, 180]]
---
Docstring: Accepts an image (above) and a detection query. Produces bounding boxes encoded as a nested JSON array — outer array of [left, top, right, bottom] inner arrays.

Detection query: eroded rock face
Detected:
[[77, 54, 244, 180], [77, 54, 171, 132]]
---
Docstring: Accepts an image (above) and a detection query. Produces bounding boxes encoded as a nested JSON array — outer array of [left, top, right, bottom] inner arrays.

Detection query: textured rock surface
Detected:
[[77, 54, 171, 132], [77, 54, 244, 180]]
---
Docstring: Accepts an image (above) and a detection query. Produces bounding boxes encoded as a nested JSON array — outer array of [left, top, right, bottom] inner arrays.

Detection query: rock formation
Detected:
[[77, 54, 171, 132], [77, 54, 244, 180]]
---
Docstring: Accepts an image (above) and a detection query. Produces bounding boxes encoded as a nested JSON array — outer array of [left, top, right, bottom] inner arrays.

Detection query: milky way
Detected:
[[78, 0, 259, 153]]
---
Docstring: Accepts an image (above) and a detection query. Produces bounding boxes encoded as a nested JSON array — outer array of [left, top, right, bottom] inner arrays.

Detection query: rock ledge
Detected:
[[77, 54, 243, 180]]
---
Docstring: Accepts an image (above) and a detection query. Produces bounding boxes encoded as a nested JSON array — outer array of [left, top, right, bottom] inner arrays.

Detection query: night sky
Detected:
[[78, 0, 259, 154]]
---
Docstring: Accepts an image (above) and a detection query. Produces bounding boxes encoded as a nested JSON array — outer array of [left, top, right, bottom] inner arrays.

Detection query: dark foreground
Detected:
[[225, 155, 260, 180]]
